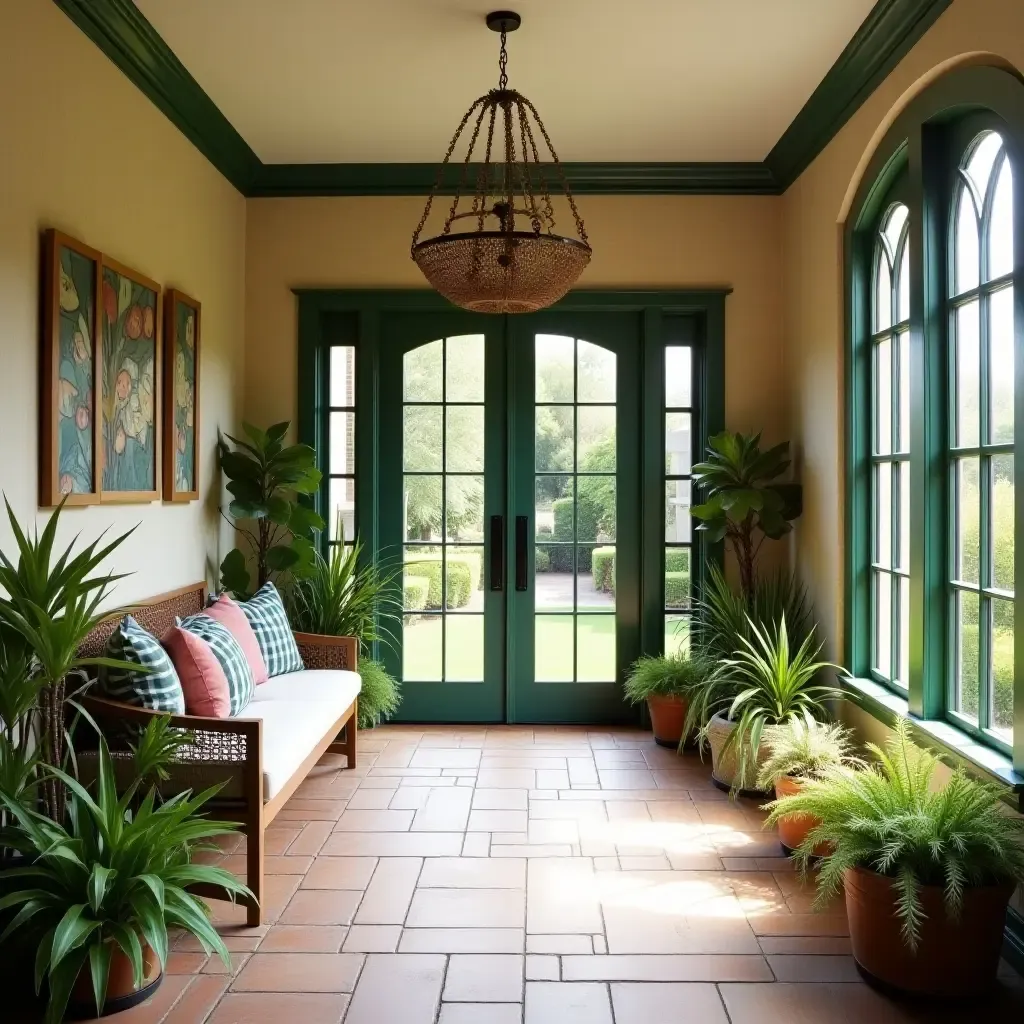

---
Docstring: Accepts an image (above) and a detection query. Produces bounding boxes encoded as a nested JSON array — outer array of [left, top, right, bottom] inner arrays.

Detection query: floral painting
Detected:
[[100, 262, 159, 497], [163, 290, 200, 500], [41, 231, 100, 506]]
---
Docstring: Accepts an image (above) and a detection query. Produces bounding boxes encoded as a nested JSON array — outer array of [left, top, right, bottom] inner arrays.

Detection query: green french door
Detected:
[[378, 311, 640, 723]]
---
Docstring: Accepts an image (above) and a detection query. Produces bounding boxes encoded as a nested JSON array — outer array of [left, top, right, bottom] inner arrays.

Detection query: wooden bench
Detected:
[[77, 582, 359, 927]]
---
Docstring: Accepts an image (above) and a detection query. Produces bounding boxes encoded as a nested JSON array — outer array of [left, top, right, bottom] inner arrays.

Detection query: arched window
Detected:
[[949, 132, 1014, 742], [846, 65, 1022, 771], [871, 202, 911, 691]]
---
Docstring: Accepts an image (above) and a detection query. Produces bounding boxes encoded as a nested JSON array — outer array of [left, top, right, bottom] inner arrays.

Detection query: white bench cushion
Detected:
[[242, 669, 361, 800]]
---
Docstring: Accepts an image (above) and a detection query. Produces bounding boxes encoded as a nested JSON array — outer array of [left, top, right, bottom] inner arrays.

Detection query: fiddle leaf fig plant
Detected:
[[690, 431, 801, 597], [219, 422, 324, 598]]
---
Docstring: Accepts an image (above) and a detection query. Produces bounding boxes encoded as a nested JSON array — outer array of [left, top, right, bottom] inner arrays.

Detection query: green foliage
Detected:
[[403, 577, 429, 612], [578, 436, 617, 539], [0, 498, 137, 826], [764, 719, 1024, 950], [756, 717, 862, 789], [403, 556, 473, 610], [0, 722, 252, 1024], [218, 422, 323, 598], [624, 651, 715, 703], [287, 527, 401, 649], [690, 431, 801, 596], [959, 623, 1014, 726], [592, 547, 615, 592], [665, 571, 689, 609], [535, 548, 551, 574], [357, 659, 402, 729], [665, 549, 690, 573]]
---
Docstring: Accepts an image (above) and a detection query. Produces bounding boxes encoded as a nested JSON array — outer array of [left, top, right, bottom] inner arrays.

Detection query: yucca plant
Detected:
[[0, 720, 251, 1024], [624, 651, 716, 704], [0, 498, 136, 824], [765, 718, 1024, 950], [756, 715, 862, 790], [696, 616, 843, 790], [287, 523, 401, 649], [357, 659, 402, 729]]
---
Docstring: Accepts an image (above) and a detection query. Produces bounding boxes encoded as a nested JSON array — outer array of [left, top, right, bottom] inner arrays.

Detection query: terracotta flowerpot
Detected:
[[706, 712, 780, 795], [647, 694, 688, 746], [70, 940, 162, 1017], [844, 865, 1013, 996], [773, 775, 831, 857]]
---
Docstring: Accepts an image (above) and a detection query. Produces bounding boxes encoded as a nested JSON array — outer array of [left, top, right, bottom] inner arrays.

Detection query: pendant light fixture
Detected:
[[411, 11, 592, 314]]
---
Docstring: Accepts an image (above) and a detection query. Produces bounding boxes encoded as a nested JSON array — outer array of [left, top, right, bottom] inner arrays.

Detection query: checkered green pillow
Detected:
[[177, 614, 256, 716], [236, 582, 304, 678], [99, 615, 185, 714]]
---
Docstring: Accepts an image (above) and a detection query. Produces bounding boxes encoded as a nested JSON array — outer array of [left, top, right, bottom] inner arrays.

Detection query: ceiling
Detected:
[[133, 0, 877, 166]]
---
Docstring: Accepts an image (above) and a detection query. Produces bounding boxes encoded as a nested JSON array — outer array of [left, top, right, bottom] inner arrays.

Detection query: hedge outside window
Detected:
[[845, 65, 1024, 772]]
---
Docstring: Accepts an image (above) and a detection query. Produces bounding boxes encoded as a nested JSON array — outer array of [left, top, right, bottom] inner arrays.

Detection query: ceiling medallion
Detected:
[[411, 10, 592, 314]]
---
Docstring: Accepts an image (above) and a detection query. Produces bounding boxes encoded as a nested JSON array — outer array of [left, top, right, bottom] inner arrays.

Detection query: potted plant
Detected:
[[766, 719, 1024, 996], [757, 716, 861, 855], [694, 615, 842, 794], [288, 524, 402, 728], [624, 651, 715, 746], [0, 719, 252, 1023]]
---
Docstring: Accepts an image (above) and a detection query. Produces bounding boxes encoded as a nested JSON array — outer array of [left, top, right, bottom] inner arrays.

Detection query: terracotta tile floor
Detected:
[[15, 725, 1024, 1022]]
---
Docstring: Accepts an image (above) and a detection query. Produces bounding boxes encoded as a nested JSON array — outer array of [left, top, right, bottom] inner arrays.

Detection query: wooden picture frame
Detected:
[[40, 229, 102, 506], [162, 289, 201, 501], [98, 255, 162, 503]]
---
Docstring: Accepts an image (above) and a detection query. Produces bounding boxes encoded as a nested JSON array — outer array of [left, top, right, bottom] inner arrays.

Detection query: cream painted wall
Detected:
[[245, 193, 787, 465], [783, 0, 1024, 660], [0, 0, 247, 604]]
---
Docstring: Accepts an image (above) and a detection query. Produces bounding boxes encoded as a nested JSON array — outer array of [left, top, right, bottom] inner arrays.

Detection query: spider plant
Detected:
[[703, 615, 843, 790], [756, 715, 862, 790], [287, 522, 401, 649], [624, 650, 716, 703], [764, 718, 1024, 950], [0, 720, 252, 1024], [357, 659, 402, 729]]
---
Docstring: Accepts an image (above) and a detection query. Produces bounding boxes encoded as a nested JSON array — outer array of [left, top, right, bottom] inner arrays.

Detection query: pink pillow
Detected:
[[204, 594, 269, 685], [163, 627, 231, 718]]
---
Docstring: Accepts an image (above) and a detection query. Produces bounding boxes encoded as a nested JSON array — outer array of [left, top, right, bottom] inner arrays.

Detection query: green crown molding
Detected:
[[765, 0, 953, 189], [249, 161, 778, 197], [54, 0, 260, 192], [57, 0, 952, 197]]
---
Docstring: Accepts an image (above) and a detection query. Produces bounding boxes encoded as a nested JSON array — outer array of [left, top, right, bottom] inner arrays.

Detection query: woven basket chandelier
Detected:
[[411, 11, 591, 314]]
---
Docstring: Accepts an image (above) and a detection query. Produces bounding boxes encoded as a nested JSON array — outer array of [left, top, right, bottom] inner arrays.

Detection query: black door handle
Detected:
[[489, 515, 504, 591], [515, 515, 528, 592]]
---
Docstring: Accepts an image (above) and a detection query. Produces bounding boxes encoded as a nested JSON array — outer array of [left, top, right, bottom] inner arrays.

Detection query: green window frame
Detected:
[[846, 65, 1024, 776]]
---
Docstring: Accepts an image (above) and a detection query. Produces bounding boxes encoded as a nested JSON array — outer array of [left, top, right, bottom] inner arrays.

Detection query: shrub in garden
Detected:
[[535, 548, 551, 573], [592, 546, 616, 593], [665, 570, 689, 608], [404, 576, 429, 611], [404, 558, 472, 609]]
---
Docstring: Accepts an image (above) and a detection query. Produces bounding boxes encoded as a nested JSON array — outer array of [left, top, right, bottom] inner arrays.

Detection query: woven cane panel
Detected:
[[77, 584, 206, 662], [296, 636, 354, 671]]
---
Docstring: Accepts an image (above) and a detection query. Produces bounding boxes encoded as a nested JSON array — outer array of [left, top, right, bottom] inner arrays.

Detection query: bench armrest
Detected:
[[293, 632, 358, 672]]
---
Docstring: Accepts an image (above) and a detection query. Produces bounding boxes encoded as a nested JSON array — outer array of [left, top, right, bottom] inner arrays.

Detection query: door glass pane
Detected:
[[536, 335, 575, 402], [446, 615, 484, 681], [665, 480, 692, 543], [989, 158, 1014, 281], [874, 336, 891, 455], [404, 613, 442, 681], [329, 412, 355, 474], [446, 334, 485, 401], [956, 590, 980, 724], [873, 570, 892, 677], [991, 598, 1014, 741], [404, 340, 443, 401], [665, 413, 692, 474], [330, 346, 356, 407], [665, 347, 692, 407], [664, 616, 689, 658], [577, 340, 616, 403], [329, 477, 355, 542], [666, 547, 690, 610], [992, 454, 1014, 592], [446, 546, 483, 610], [405, 546, 443, 612], [404, 406, 442, 471], [445, 477, 484, 542], [990, 286, 1014, 444], [581, 545, 615, 611], [955, 301, 980, 447], [446, 406, 484, 471], [536, 615, 574, 681], [536, 475, 571, 538], [577, 616, 615, 682], [578, 407, 616, 470], [956, 458, 979, 584], [405, 476, 442, 542], [578, 476, 615, 542], [875, 462, 891, 568], [955, 187, 980, 295], [536, 406, 574, 471]]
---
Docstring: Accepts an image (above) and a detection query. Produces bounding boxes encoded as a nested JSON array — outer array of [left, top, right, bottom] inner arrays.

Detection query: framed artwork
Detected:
[[99, 256, 161, 502], [40, 230, 102, 506], [162, 289, 200, 501]]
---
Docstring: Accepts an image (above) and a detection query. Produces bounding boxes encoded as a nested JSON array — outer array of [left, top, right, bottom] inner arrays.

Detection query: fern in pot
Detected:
[[756, 716, 861, 856], [766, 719, 1024, 996], [695, 615, 842, 795], [0, 718, 252, 1022], [624, 651, 715, 747]]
